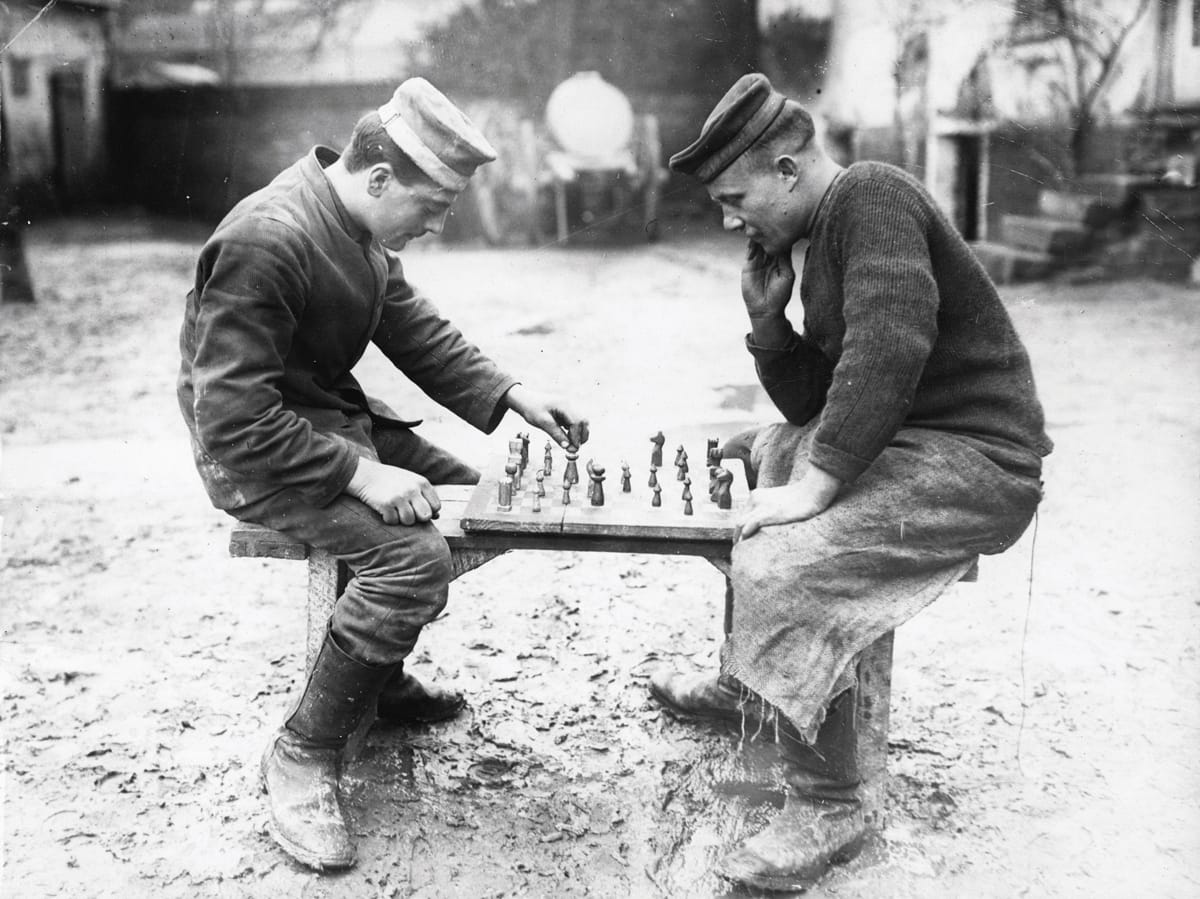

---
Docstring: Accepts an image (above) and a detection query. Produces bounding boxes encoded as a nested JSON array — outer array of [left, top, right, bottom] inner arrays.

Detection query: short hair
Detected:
[[744, 100, 817, 167], [342, 111, 435, 185]]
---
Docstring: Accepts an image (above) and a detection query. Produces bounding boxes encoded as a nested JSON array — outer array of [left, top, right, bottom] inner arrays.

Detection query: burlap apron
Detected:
[[725, 421, 1043, 740]]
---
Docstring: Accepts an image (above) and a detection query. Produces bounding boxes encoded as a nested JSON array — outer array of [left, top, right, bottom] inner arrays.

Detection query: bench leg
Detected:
[[855, 631, 894, 828]]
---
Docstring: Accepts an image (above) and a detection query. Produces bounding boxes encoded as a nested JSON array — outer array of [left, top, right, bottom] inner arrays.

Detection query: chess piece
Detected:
[[681, 477, 692, 503], [650, 431, 665, 468], [586, 458, 597, 502], [709, 465, 719, 500], [620, 462, 632, 493], [648, 465, 659, 489], [520, 432, 530, 468], [544, 441, 553, 476], [532, 490, 541, 513], [706, 437, 720, 468], [562, 474, 572, 506], [535, 470, 546, 497], [677, 457, 689, 481], [674, 445, 685, 467], [565, 449, 579, 486], [508, 456, 522, 492], [590, 464, 606, 507], [714, 466, 733, 510], [683, 498, 693, 516], [651, 483, 662, 507], [497, 474, 513, 512]]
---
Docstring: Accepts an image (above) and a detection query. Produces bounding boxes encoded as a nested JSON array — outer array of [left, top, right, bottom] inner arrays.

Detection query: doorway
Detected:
[[50, 68, 88, 206]]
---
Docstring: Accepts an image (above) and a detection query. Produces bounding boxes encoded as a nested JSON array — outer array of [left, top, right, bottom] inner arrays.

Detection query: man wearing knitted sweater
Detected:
[[178, 79, 588, 870], [652, 74, 1051, 891]]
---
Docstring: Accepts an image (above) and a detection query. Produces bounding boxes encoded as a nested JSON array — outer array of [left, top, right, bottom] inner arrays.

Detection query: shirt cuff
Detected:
[[744, 330, 799, 356]]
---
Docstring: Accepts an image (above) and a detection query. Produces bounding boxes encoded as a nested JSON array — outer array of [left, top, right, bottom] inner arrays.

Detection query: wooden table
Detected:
[[230, 483, 976, 825]]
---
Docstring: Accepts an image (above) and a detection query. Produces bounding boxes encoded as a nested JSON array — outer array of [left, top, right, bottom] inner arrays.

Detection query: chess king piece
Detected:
[[620, 462, 632, 493], [714, 466, 734, 510], [651, 483, 662, 507], [565, 449, 579, 486], [590, 464, 606, 507], [648, 465, 659, 489], [650, 431, 665, 468]]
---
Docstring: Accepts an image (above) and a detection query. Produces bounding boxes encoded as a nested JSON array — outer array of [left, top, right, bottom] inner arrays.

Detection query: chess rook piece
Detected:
[[497, 475, 513, 512], [648, 465, 659, 489], [590, 464, 606, 507], [565, 449, 579, 486], [650, 431, 665, 468], [544, 441, 553, 476], [620, 462, 632, 493], [535, 470, 546, 497], [651, 483, 662, 507], [714, 466, 734, 510]]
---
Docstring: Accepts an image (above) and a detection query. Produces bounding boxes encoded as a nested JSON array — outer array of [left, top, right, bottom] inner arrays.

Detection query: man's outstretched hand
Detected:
[[735, 462, 842, 542], [347, 457, 441, 526], [504, 384, 590, 450]]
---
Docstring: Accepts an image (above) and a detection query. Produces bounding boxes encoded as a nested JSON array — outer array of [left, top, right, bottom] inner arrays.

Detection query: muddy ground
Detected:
[[2, 214, 1198, 898]]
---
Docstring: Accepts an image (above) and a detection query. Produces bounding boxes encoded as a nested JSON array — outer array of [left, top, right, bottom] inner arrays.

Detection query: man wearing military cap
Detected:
[[652, 74, 1051, 890], [177, 77, 588, 870]]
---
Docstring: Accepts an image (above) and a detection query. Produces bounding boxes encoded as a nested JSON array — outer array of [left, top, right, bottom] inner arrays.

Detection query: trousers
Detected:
[[230, 425, 479, 665]]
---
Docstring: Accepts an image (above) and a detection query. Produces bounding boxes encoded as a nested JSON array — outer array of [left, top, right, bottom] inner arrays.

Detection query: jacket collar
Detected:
[[300, 147, 372, 246]]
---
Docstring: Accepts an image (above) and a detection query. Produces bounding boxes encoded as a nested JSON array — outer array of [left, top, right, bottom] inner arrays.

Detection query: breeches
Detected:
[[231, 426, 479, 665]]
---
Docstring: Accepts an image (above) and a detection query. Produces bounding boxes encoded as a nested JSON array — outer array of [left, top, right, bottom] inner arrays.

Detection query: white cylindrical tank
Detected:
[[545, 71, 635, 166]]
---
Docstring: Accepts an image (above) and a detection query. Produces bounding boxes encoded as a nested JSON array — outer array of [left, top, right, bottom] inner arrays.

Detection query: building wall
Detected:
[[0, 4, 110, 206]]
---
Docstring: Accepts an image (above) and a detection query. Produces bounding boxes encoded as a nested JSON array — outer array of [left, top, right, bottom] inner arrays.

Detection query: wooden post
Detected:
[[855, 632, 895, 828]]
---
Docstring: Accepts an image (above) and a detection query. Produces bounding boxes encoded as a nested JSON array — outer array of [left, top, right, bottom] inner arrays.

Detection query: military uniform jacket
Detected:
[[177, 147, 516, 511]]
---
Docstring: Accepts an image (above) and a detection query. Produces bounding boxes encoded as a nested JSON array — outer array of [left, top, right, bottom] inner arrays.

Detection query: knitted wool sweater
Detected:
[[748, 161, 1052, 483]]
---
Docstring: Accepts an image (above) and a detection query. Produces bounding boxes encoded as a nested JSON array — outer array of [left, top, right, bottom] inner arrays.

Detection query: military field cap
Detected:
[[669, 73, 787, 183], [377, 77, 497, 191]]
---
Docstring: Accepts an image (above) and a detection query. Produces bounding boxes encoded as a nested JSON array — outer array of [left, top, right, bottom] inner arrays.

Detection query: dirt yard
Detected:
[[2, 214, 1198, 899]]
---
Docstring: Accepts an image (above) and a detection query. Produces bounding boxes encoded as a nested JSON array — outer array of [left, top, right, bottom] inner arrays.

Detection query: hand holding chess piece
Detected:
[[504, 384, 589, 451]]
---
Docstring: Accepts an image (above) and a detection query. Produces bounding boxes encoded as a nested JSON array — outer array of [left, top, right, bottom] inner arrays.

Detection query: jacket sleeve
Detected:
[[371, 252, 517, 433], [745, 329, 833, 426], [189, 221, 359, 506], [808, 181, 939, 483]]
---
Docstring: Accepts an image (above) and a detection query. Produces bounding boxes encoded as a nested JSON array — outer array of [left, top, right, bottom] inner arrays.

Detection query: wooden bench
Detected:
[[230, 482, 977, 826]]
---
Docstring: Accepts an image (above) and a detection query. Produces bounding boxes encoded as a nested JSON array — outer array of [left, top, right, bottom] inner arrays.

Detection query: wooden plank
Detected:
[[229, 523, 307, 560]]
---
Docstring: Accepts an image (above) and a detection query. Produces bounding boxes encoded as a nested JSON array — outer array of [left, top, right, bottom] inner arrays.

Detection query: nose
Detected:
[[722, 213, 743, 232]]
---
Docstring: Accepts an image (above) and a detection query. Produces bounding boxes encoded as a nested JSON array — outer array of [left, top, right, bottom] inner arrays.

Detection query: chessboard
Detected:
[[460, 433, 748, 542]]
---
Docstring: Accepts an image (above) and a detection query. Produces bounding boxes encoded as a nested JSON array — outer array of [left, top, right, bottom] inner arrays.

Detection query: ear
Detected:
[[366, 164, 394, 198], [774, 155, 800, 188]]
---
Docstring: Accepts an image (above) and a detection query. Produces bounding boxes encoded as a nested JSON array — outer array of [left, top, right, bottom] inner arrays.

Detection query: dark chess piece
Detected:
[[648, 465, 659, 489], [651, 483, 662, 507], [620, 462, 632, 493], [714, 467, 734, 510], [590, 465, 606, 507], [681, 477, 693, 503], [544, 441, 553, 476], [650, 431, 665, 468], [535, 470, 546, 497], [565, 449, 579, 486]]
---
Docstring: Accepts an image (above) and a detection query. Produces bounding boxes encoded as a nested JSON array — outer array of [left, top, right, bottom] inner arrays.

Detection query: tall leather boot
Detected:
[[260, 627, 392, 870], [717, 688, 869, 891], [376, 662, 465, 724]]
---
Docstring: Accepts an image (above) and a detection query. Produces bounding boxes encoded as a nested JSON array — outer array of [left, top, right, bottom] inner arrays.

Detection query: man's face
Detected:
[[368, 169, 458, 250], [707, 153, 805, 256]]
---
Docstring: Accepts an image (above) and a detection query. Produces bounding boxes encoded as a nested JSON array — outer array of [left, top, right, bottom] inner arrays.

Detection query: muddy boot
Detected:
[[376, 663, 465, 724], [649, 668, 771, 727], [717, 689, 868, 891], [260, 627, 392, 870]]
